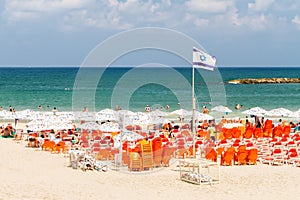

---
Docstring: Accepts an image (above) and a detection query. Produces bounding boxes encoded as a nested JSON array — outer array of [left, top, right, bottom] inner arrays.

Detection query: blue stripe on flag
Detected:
[[193, 47, 200, 52], [193, 62, 215, 70]]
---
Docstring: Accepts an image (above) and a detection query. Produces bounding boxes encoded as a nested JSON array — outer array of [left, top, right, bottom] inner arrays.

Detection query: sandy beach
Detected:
[[1, 133, 300, 200]]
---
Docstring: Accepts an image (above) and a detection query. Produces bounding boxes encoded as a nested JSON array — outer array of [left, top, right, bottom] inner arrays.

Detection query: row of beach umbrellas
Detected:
[[1, 106, 299, 121], [1, 106, 299, 132], [242, 107, 300, 118]]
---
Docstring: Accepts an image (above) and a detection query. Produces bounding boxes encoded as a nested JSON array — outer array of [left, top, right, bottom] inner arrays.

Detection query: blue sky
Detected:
[[0, 0, 300, 67]]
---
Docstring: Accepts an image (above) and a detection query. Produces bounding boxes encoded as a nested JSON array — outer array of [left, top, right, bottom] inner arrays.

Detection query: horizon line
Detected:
[[0, 65, 299, 68]]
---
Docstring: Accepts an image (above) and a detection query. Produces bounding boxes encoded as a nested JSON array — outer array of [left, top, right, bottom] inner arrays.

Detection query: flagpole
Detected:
[[192, 47, 216, 158], [192, 63, 196, 158]]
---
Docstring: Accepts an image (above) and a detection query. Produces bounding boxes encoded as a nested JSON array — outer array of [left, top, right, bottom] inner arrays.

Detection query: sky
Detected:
[[0, 0, 300, 67]]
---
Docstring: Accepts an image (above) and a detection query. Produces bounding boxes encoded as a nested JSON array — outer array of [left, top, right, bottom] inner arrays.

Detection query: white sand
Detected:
[[1, 136, 300, 200], [1, 121, 300, 200]]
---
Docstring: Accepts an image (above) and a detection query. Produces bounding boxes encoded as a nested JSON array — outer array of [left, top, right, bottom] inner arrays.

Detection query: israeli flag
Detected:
[[193, 47, 216, 71]]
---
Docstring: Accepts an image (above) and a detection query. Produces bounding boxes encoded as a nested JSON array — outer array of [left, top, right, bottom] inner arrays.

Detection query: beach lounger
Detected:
[[253, 128, 263, 138], [51, 141, 68, 154], [205, 147, 217, 162], [96, 149, 111, 160], [42, 140, 55, 151], [282, 126, 291, 137], [161, 147, 175, 167], [243, 127, 253, 139], [129, 152, 142, 172], [273, 126, 283, 138], [271, 148, 285, 166], [222, 147, 235, 166], [247, 148, 258, 165], [236, 145, 248, 165]]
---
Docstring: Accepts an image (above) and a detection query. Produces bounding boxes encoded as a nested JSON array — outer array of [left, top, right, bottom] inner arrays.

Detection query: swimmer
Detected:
[[145, 105, 150, 112]]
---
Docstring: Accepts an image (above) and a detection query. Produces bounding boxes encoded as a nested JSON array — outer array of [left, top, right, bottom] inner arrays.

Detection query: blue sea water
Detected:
[[0, 67, 299, 113]]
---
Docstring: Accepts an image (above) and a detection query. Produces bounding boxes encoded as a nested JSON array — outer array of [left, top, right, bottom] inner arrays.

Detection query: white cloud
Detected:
[[4, 0, 93, 21], [7, 11, 38, 21], [185, 0, 235, 13], [194, 18, 209, 27], [59, 0, 176, 31], [272, 1, 300, 12], [62, 8, 133, 31], [105, 0, 169, 16], [248, 0, 275, 12], [292, 15, 300, 25], [292, 15, 300, 30], [238, 14, 269, 31], [183, 14, 209, 28], [2, 0, 299, 34]]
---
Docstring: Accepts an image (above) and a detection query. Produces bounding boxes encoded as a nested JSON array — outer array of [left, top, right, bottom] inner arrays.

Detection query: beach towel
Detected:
[[1, 135, 14, 138]]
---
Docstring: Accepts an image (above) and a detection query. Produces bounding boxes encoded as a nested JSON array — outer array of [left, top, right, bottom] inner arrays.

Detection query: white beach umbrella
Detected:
[[54, 122, 74, 130], [265, 108, 293, 117], [74, 111, 96, 121], [288, 109, 300, 118], [170, 109, 192, 116], [148, 109, 168, 117], [113, 131, 145, 148], [126, 112, 151, 125], [77, 122, 102, 130], [117, 131, 144, 141], [97, 108, 115, 115], [14, 109, 36, 120], [278, 108, 294, 116], [99, 122, 120, 132], [211, 105, 232, 113], [0, 110, 8, 118], [196, 113, 214, 121], [96, 109, 117, 122], [114, 110, 136, 119], [135, 112, 149, 119], [31, 111, 45, 120], [251, 107, 267, 113], [1, 111, 15, 119], [242, 107, 266, 116], [151, 117, 170, 125], [114, 110, 136, 126], [57, 112, 75, 121]]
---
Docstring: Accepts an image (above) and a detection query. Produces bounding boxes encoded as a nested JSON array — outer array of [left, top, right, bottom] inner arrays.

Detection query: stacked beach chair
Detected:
[[141, 143, 153, 170]]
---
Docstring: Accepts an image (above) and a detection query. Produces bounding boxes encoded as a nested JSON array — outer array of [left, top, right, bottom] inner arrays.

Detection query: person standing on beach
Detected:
[[202, 106, 209, 114], [11, 109, 19, 128], [52, 107, 57, 115], [208, 124, 216, 142], [254, 116, 261, 128], [276, 119, 282, 126], [165, 105, 170, 111], [14, 118, 18, 128], [260, 117, 265, 129], [83, 107, 88, 112]]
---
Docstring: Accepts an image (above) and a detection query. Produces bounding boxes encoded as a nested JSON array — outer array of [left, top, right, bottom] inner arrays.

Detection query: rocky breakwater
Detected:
[[228, 78, 300, 84]]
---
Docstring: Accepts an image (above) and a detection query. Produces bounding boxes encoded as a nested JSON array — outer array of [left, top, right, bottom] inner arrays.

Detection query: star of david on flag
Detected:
[[193, 47, 216, 71]]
